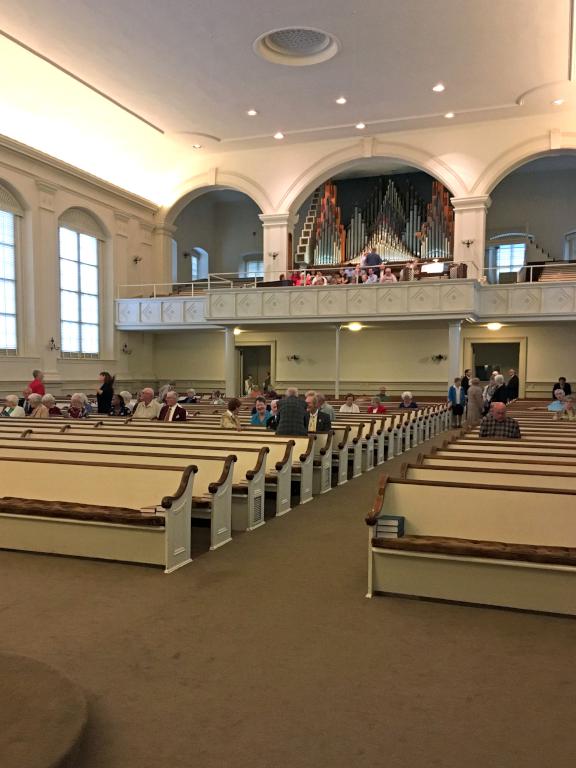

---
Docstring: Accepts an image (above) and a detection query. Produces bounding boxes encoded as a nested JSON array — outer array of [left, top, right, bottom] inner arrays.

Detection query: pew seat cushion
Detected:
[[0, 497, 165, 526], [371, 534, 576, 567]]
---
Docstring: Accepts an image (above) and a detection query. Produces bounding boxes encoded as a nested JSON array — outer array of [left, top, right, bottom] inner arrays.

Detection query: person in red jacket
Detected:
[[367, 396, 387, 414], [28, 370, 45, 397]]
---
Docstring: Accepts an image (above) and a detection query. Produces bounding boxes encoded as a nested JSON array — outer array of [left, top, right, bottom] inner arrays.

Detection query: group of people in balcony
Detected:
[[288, 265, 398, 287]]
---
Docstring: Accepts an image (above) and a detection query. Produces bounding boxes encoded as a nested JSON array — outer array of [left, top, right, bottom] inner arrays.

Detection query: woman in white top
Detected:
[[1, 394, 26, 418], [311, 271, 327, 286], [339, 393, 360, 414]]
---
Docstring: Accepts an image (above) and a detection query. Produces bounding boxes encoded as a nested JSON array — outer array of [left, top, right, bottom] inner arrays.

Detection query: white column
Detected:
[[259, 213, 296, 281], [152, 223, 176, 288], [448, 321, 462, 386], [451, 195, 491, 281], [34, 181, 59, 377], [334, 325, 341, 399], [224, 327, 236, 397]]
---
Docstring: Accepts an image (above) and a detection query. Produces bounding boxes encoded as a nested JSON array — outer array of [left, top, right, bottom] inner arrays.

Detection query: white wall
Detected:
[[487, 165, 576, 260]]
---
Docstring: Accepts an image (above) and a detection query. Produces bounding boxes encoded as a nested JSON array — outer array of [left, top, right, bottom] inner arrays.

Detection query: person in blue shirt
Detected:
[[250, 396, 272, 427], [447, 377, 466, 428]]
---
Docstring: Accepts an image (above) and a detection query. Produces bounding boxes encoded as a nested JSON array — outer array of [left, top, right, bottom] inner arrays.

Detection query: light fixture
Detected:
[[552, 98, 565, 106], [48, 337, 60, 351], [247, 109, 259, 116], [121, 343, 132, 355], [355, 122, 366, 130], [444, 112, 455, 119], [191, 143, 202, 149], [336, 96, 347, 105], [347, 322, 362, 332], [132, 255, 142, 265], [432, 83, 445, 92], [273, 131, 285, 140], [486, 322, 503, 331], [233, 327, 242, 336]]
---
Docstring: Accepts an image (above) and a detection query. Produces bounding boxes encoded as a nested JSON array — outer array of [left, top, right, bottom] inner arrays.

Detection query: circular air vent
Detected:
[[254, 27, 340, 66]]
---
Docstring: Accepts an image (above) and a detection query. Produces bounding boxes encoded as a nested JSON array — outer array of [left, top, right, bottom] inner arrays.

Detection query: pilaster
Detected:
[[258, 213, 296, 280], [34, 181, 59, 375], [451, 195, 492, 280]]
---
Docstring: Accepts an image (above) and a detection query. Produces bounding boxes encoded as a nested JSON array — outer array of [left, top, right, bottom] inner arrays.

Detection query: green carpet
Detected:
[[1, 430, 575, 768]]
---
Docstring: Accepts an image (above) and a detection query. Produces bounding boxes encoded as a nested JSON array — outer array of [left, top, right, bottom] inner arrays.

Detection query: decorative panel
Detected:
[[208, 293, 236, 318], [317, 289, 347, 316], [440, 284, 474, 312], [140, 301, 162, 324], [509, 288, 541, 315], [161, 301, 184, 323], [478, 287, 508, 316], [262, 291, 291, 317], [377, 287, 408, 315], [346, 287, 377, 315], [184, 299, 205, 322], [116, 300, 139, 325], [407, 285, 440, 313], [236, 291, 262, 318], [289, 290, 317, 317], [541, 285, 575, 315]]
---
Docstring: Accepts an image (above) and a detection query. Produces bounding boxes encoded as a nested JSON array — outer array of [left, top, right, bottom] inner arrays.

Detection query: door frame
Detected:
[[234, 341, 276, 393], [463, 336, 527, 398]]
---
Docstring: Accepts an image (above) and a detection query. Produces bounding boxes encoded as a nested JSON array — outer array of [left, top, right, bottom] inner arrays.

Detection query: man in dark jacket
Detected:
[[276, 387, 307, 436], [506, 368, 519, 400], [552, 377, 572, 398], [304, 392, 331, 433]]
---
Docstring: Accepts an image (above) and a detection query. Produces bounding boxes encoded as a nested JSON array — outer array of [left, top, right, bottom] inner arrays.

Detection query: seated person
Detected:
[[551, 377, 571, 398], [339, 393, 360, 414], [379, 267, 398, 283], [66, 393, 90, 419], [266, 399, 279, 431], [554, 395, 576, 421], [364, 268, 378, 284], [1, 394, 26, 417], [479, 402, 521, 438], [42, 394, 62, 416], [133, 388, 162, 419], [159, 390, 187, 422], [27, 393, 50, 419], [399, 391, 418, 409], [305, 393, 331, 433], [119, 390, 137, 413], [317, 393, 335, 421], [212, 389, 225, 406], [19, 386, 32, 414], [547, 389, 566, 412], [220, 398, 242, 430], [110, 393, 130, 417], [367, 396, 387, 414], [250, 396, 272, 427], [311, 270, 327, 286], [179, 388, 198, 404], [378, 385, 390, 402]]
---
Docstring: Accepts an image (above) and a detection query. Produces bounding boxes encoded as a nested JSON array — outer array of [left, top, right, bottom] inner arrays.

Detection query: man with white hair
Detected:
[[1, 395, 25, 418], [179, 388, 198, 404], [159, 391, 187, 422], [133, 388, 162, 419], [276, 387, 307, 436]]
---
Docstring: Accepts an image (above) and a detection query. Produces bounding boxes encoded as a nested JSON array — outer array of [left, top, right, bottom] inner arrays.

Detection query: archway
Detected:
[[486, 152, 576, 282], [170, 188, 263, 281], [291, 157, 456, 269]]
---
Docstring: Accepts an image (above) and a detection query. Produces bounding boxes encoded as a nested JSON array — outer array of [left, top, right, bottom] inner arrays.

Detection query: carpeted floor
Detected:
[[1, 431, 576, 768]]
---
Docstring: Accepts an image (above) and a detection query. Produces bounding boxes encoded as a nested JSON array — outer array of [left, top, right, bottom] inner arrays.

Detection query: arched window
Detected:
[[240, 252, 264, 278], [0, 184, 23, 353], [59, 208, 105, 357]]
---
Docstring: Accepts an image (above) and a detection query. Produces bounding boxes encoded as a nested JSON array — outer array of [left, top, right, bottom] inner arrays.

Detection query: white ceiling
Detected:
[[0, 0, 572, 149]]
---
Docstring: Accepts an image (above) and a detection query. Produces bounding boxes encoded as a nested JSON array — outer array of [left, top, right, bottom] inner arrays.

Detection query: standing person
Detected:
[[96, 371, 115, 414], [244, 375, 254, 396], [220, 398, 242, 430], [551, 377, 572, 398], [466, 377, 484, 426], [28, 370, 45, 397], [461, 369, 472, 395], [276, 387, 307, 436], [363, 248, 382, 276], [339, 394, 360, 414], [489, 374, 508, 405], [448, 377, 466, 428], [263, 371, 271, 393], [506, 368, 519, 401]]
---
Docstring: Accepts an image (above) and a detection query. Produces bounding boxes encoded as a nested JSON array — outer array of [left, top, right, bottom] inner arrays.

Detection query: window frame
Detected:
[[0, 207, 18, 355], [58, 225, 101, 358]]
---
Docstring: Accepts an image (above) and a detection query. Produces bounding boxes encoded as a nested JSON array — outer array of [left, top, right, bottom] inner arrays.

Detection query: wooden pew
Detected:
[[0, 458, 197, 572], [402, 462, 576, 491], [365, 475, 576, 615]]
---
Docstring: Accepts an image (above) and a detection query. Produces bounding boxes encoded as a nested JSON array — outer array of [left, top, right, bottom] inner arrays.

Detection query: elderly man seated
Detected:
[[159, 391, 187, 422], [133, 388, 162, 419], [479, 402, 521, 439], [305, 392, 331, 433], [1, 395, 26, 417], [28, 393, 49, 419]]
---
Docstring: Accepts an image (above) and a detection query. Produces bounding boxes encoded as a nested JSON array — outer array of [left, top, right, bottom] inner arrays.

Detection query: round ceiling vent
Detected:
[[253, 27, 340, 66]]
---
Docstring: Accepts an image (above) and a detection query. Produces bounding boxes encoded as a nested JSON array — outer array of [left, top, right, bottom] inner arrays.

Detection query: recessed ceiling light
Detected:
[[273, 131, 285, 140], [552, 98, 565, 106], [355, 122, 366, 130], [191, 143, 202, 149], [486, 322, 502, 331], [233, 327, 243, 336], [336, 96, 347, 104], [444, 112, 455, 119], [432, 83, 445, 92], [347, 322, 362, 332], [247, 109, 259, 116]]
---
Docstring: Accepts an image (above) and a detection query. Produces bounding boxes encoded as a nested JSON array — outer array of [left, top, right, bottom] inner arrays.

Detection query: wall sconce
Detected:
[[431, 354, 447, 362], [132, 255, 143, 265], [48, 337, 60, 352], [182, 251, 190, 259], [461, 239, 475, 249], [121, 343, 133, 355], [268, 252, 279, 260], [286, 354, 300, 362]]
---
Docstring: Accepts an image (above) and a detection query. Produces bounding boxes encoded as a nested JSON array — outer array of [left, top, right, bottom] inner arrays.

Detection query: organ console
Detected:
[[296, 176, 455, 268]]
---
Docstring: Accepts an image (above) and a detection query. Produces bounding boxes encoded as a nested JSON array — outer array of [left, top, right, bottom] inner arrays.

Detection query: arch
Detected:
[[472, 134, 576, 195], [280, 139, 468, 216], [0, 177, 27, 215], [59, 206, 110, 239], [161, 170, 271, 226]]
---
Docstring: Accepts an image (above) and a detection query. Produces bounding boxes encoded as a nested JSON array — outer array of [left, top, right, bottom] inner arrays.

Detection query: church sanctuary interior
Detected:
[[3, 2, 576, 767]]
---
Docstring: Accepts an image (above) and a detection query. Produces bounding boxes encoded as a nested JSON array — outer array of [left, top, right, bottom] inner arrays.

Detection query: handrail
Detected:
[[482, 260, 576, 284]]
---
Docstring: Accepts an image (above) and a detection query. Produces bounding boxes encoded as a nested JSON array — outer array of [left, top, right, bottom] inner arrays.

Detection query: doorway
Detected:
[[237, 345, 272, 394], [463, 336, 527, 397]]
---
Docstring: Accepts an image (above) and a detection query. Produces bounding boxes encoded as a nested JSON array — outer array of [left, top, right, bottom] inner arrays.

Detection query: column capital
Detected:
[[153, 223, 177, 237], [35, 181, 58, 212], [450, 195, 492, 212], [114, 211, 130, 238], [258, 212, 296, 228]]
